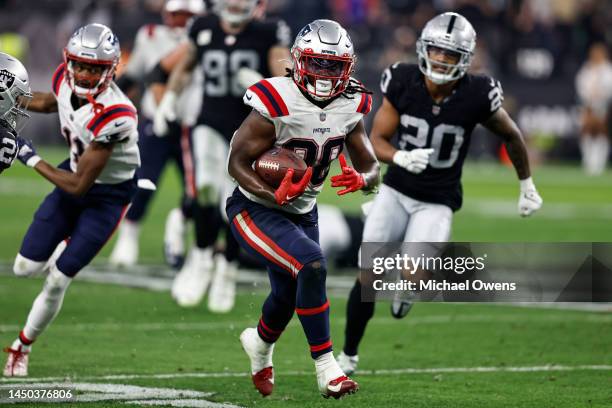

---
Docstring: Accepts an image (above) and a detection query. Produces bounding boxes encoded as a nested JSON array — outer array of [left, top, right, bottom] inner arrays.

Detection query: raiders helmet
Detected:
[[291, 19, 355, 100], [64, 23, 121, 98], [416, 12, 476, 84], [0, 52, 32, 132]]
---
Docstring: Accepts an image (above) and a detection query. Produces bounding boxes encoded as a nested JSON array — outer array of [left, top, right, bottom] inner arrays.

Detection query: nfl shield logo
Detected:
[[320, 112, 326, 122], [432, 105, 441, 115]]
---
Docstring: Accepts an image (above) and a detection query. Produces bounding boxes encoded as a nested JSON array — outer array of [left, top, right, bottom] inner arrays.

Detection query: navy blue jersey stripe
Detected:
[[254, 82, 283, 117], [52, 65, 65, 94], [88, 107, 134, 131]]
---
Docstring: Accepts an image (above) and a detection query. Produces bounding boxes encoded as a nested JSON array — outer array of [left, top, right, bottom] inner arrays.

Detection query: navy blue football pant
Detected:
[[126, 118, 194, 222], [19, 160, 137, 277], [227, 188, 332, 359]]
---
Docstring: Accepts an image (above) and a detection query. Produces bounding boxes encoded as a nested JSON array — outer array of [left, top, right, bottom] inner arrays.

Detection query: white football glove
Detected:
[[236, 67, 264, 91], [518, 177, 543, 217], [153, 91, 177, 137], [392, 148, 434, 174]]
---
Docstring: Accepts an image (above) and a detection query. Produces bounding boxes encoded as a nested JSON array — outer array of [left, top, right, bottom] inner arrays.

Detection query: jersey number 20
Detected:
[[399, 114, 465, 168]]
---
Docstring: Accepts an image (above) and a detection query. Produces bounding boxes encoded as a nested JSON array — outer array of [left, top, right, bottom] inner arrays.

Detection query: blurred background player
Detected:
[[0, 52, 31, 175], [226, 19, 379, 398], [3, 24, 139, 377], [109, 0, 205, 269], [575, 42, 612, 176], [338, 12, 543, 375], [155, 0, 291, 311]]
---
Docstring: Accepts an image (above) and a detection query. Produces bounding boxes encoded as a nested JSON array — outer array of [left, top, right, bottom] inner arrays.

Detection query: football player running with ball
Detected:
[[156, 0, 291, 312], [3, 24, 139, 377], [0, 52, 31, 175], [226, 20, 379, 398], [338, 12, 543, 375]]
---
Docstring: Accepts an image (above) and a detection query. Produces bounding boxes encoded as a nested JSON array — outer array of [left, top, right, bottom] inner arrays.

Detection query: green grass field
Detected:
[[0, 147, 611, 407]]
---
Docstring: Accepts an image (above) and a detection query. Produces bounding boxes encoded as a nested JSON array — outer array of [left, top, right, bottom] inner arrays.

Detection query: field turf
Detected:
[[0, 147, 611, 407]]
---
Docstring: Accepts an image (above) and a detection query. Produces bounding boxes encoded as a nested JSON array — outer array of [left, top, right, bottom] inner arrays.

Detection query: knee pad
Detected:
[[298, 260, 328, 292], [44, 265, 72, 297], [13, 254, 46, 277]]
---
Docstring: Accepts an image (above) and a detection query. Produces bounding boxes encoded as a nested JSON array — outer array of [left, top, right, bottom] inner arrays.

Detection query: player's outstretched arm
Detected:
[[339, 119, 380, 194], [227, 110, 280, 203], [16, 137, 113, 197], [153, 41, 196, 136], [27, 92, 58, 113], [483, 108, 543, 216]]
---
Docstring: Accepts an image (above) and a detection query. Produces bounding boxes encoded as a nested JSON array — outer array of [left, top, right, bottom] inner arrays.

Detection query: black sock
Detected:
[[194, 204, 222, 248], [343, 279, 375, 356]]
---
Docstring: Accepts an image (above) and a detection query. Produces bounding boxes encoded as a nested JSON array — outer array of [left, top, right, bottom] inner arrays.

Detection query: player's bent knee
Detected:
[[299, 259, 327, 283], [13, 253, 46, 277], [45, 265, 72, 297]]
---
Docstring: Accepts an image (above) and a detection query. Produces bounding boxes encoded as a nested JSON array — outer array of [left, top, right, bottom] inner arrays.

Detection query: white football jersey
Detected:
[[52, 63, 140, 185], [124, 24, 202, 124], [239, 76, 373, 214]]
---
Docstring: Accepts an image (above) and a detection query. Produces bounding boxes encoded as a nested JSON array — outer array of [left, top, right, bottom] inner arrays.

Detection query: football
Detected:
[[255, 147, 308, 189]]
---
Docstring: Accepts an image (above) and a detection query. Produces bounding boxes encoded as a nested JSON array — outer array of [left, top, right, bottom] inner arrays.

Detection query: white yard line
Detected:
[[2, 364, 611, 384], [1, 313, 610, 333]]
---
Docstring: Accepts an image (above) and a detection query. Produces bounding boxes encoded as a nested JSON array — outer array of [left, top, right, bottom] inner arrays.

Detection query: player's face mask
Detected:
[[64, 54, 116, 100], [293, 52, 353, 100]]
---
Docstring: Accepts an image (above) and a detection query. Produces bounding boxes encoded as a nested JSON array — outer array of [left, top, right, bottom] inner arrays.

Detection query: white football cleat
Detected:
[[3, 344, 29, 377], [171, 247, 213, 307], [207, 253, 237, 313], [164, 208, 188, 269], [109, 220, 139, 267], [337, 351, 359, 376], [240, 328, 274, 397], [316, 352, 359, 399]]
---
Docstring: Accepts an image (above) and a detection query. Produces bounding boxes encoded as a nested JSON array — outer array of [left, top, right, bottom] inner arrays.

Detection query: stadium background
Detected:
[[0, 1, 610, 407]]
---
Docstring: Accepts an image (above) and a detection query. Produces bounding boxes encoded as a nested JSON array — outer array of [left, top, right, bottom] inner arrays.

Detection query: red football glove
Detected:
[[274, 167, 313, 206], [331, 154, 365, 196]]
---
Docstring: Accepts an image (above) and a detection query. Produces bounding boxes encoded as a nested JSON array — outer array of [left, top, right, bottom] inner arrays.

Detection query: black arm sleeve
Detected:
[[115, 75, 138, 93], [145, 62, 170, 87]]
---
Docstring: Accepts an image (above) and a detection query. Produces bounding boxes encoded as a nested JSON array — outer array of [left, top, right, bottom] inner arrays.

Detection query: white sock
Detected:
[[22, 265, 72, 341], [580, 136, 597, 174], [315, 351, 343, 379], [11, 338, 31, 353], [118, 220, 140, 241], [593, 135, 609, 174]]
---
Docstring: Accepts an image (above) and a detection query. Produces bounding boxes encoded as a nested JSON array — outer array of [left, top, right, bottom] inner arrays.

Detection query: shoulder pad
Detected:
[[87, 103, 137, 141], [356, 92, 373, 115], [245, 79, 290, 118], [52, 63, 66, 95]]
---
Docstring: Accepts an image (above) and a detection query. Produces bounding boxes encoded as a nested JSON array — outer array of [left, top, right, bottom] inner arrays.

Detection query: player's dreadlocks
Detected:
[[285, 68, 373, 99]]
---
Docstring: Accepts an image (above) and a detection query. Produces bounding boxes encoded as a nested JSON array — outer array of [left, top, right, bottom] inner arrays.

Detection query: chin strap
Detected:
[[86, 93, 104, 115]]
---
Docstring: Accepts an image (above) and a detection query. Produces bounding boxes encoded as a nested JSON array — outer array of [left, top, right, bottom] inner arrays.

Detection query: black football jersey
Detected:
[[381, 63, 503, 211], [0, 120, 18, 173], [188, 14, 290, 139]]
